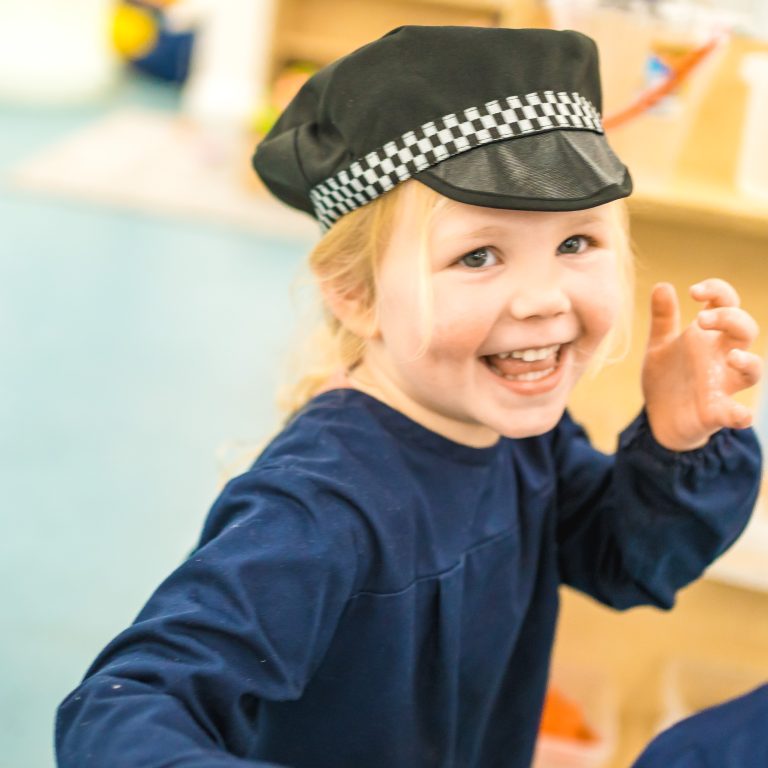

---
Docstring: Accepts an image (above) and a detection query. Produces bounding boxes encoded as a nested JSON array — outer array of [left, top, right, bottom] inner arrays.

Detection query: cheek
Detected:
[[579, 263, 624, 339], [376, 276, 421, 344], [428, 290, 494, 358], [379, 277, 492, 361], [429, 316, 489, 358]]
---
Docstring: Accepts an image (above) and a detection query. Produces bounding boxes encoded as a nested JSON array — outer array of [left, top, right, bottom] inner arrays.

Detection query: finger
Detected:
[[697, 306, 760, 344], [690, 278, 740, 309], [649, 282, 680, 346], [726, 349, 764, 388], [726, 401, 753, 430], [702, 397, 753, 432]]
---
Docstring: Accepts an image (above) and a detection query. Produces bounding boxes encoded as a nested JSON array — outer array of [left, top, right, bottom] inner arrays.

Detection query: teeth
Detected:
[[512, 344, 560, 361], [495, 344, 560, 362], [504, 367, 555, 382]]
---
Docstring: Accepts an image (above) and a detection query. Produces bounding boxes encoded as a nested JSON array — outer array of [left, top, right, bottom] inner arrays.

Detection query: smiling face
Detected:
[[347, 181, 627, 446]]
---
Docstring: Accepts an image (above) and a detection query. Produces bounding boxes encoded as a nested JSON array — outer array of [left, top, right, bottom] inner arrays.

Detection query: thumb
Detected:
[[648, 282, 680, 347]]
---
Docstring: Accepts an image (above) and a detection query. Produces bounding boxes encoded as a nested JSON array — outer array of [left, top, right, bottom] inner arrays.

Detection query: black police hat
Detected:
[[253, 25, 632, 230]]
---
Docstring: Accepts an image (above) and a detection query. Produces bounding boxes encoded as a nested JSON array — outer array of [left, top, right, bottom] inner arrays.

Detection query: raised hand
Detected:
[[642, 279, 763, 452]]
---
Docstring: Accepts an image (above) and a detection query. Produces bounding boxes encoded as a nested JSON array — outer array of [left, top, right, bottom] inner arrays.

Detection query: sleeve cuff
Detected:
[[618, 409, 754, 475]]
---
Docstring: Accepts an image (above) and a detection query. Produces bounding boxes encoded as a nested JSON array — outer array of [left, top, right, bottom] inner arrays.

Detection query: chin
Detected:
[[491, 404, 568, 440]]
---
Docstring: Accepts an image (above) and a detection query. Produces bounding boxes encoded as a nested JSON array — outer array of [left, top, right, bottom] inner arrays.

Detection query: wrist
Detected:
[[645, 409, 711, 452], [651, 431, 710, 452]]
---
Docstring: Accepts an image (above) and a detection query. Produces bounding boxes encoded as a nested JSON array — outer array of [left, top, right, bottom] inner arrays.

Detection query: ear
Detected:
[[320, 282, 380, 340]]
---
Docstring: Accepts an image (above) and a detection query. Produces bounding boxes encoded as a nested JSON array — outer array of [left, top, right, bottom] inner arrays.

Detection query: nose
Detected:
[[506, 262, 571, 320]]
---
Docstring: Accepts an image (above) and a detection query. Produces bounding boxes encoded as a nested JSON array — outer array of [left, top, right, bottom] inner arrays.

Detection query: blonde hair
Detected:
[[278, 182, 635, 415], [278, 183, 407, 414]]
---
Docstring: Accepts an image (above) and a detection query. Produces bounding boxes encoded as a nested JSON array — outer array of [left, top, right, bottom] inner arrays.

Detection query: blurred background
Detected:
[[1, 1, 767, 767]]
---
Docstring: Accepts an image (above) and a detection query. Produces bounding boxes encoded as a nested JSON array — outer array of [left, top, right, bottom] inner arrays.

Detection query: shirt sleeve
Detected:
[[630, 684, 768, 767], [55, 466, 359, 767], [553, 409, 763, 609]]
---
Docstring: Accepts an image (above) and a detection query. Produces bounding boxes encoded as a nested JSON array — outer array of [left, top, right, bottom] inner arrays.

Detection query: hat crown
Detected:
[[329, 26, 602, 153]]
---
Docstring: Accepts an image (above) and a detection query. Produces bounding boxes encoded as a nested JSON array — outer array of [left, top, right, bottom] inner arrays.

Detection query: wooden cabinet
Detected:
[[562, 33, 768, 768]]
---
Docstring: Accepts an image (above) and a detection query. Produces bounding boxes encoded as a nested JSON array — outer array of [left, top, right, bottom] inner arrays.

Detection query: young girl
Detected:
[[56, 26, 763, 768]]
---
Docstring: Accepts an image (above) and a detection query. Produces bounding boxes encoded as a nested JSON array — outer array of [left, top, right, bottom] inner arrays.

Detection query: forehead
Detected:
[[379, 183, 620, 273], [430, 198, 616, 242]]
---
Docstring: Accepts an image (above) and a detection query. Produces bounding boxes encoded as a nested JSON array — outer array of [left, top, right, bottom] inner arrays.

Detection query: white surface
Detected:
[[0, 0, 118, 103], [168, 0, 275, 126], [9, 107, 319, 242]]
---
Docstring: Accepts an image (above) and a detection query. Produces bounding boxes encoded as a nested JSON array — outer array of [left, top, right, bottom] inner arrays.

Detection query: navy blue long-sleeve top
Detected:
[[56, 389, 762, 768]]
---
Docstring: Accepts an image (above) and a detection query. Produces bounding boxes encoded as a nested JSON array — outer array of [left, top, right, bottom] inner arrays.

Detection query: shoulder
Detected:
[[198, 392, 400, 572], [200, 459, 368, 553], [264, 389, 402, 465]]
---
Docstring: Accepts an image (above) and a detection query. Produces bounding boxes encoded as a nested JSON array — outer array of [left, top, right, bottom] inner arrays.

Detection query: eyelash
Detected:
[[457, 247, 498, 269], [456, 235, 599, 269], [558, 234, 599, 255]]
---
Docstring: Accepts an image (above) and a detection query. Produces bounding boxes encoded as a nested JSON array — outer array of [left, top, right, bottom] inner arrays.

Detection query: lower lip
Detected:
[[482, 345, 569, 396]]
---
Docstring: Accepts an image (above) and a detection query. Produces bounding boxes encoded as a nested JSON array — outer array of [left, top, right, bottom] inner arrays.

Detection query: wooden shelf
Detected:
[[268, 0, 546, 71], [629, 180, 768, 240]]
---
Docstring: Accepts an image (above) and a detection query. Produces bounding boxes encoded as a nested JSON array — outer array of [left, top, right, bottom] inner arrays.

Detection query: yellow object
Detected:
[[111, 4, 159, 60]]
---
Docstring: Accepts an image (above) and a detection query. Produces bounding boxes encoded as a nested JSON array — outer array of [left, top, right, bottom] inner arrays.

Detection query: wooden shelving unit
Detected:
[[267, 0, 546, 77]]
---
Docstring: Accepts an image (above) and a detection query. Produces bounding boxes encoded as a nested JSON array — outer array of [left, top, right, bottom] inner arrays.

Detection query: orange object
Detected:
[[603, 35, 724, 131], [539, 686, 596, 743]]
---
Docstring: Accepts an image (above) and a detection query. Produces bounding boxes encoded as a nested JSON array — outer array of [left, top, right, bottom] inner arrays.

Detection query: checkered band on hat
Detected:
[[309, 90, 602, 230]]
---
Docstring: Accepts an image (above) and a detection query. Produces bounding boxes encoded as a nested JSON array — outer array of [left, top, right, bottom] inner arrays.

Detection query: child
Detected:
[[56, 26, 763, 768]]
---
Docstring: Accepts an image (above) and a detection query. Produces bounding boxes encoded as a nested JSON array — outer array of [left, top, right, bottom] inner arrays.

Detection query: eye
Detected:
[[457, 247, 498, 269], [558, 235, 596, 255]]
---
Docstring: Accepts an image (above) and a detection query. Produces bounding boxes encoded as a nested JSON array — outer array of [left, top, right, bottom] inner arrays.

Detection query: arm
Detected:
[[56, 468, 358, 767], [554, 409, 761, 609], [631, 684, 768, 767], [555, 278, 763, 609]]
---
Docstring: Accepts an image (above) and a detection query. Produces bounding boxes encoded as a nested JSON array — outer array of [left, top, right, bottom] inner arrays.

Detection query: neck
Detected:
[[347, 357, 500, 449]]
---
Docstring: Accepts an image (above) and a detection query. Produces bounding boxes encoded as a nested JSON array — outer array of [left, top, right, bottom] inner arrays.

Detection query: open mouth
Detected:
[[481, 344, 565, 383]]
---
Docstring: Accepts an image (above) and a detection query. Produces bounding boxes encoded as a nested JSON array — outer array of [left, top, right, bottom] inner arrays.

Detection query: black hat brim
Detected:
[[414, 130, 632, 212]]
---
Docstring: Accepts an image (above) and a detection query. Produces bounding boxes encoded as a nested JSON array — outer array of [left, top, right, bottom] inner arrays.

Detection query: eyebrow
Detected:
[[433, 224, 508, 244], [565, 213, 608, 228]]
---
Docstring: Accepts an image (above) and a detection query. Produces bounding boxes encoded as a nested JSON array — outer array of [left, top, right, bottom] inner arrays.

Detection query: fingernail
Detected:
[[699, 310, 714, 324]]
